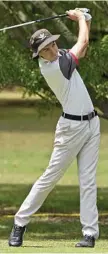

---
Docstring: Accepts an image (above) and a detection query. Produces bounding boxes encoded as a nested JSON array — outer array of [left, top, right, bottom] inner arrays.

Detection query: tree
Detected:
[[0, 1, 108, 116]]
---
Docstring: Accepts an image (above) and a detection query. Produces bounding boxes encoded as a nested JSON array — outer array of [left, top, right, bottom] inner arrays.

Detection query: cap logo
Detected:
[[38, 33, 46, 39]]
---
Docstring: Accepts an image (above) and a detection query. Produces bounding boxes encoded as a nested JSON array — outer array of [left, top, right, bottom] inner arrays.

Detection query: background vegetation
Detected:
[[0, 1, 108, 115]]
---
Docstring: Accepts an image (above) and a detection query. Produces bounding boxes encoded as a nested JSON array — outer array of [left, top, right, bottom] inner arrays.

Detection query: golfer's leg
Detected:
[[15, 137, 78, 227], [77, 116, 100, 239]]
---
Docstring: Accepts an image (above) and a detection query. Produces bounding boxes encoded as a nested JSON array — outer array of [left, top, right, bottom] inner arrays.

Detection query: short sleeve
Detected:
[[59, 49, 79, 80]]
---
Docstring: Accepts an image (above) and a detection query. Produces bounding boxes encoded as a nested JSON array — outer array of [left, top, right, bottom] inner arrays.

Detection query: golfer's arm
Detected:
[[79, 20, 91, 58], [70, 16, 89, 59]]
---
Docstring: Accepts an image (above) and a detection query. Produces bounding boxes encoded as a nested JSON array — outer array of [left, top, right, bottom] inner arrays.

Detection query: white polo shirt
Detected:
[[38, 50, 94, 115]]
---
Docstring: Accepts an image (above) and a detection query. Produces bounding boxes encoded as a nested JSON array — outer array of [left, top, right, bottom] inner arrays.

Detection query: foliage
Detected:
[[79, 35, 108, 102], [0, 33, 52, 100], [0, 1, 108, 109]]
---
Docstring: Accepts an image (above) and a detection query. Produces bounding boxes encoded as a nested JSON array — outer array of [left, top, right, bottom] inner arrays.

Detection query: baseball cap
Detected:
[[29, 29, 60, 59]]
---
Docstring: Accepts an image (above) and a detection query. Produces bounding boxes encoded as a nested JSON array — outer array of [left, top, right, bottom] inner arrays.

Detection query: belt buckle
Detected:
[[88, 112, 93, 121]]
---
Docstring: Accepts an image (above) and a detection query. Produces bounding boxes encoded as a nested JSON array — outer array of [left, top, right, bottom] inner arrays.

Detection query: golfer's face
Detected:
[[39, 41, 58, 61]]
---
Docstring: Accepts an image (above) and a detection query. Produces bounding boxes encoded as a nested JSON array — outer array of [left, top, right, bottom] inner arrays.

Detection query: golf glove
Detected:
[[76, 8, 92, 21]]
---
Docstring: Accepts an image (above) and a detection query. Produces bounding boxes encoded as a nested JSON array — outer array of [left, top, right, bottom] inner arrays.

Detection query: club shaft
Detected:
[[0, 14, 67, 32], [0, 9, 90, 32], [0, 20, 36, 31], [36, 14, 67, 23]]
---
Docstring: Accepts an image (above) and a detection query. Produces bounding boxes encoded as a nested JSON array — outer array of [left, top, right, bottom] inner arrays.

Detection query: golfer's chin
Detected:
[[50, 55, 58, 62]]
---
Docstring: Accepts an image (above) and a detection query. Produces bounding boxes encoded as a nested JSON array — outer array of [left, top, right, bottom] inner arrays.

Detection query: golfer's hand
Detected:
[[66, 9, 85, 21]]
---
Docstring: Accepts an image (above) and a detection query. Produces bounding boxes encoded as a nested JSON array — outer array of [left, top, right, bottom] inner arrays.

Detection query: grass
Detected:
[[0, 97, 108, 253], [0, 216, 108, 253]]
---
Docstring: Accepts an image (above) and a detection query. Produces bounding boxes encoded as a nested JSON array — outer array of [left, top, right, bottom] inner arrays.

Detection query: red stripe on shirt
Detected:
[[67, 49, 79, 65], [69, 51, 79, 65]]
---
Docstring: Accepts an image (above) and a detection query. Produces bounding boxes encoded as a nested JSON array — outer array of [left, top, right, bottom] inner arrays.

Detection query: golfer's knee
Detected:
[[36, 169, 63, 189]]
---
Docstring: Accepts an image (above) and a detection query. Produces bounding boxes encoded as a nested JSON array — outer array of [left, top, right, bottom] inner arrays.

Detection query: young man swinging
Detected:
[[9, 9, 100, 248]]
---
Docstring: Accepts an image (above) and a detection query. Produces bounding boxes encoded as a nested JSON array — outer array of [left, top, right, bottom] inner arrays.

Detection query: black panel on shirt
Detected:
[[59, 49, 76, 80]]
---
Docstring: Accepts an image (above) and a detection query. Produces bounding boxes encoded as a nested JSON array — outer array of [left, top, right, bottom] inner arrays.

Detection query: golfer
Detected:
[[9, 9, 100, 248]]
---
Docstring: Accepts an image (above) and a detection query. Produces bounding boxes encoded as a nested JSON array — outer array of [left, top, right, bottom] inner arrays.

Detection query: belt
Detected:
[[62, 110, 97, 121]]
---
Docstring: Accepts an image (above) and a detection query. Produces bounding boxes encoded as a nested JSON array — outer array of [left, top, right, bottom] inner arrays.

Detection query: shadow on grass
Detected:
[[22, 245, 48, 248], [0, 184, 80, 214], [0, 106, 108, 133], [0, 105, 61, 133], [0, 184, 108, 241], [0, 184, 108, 214]]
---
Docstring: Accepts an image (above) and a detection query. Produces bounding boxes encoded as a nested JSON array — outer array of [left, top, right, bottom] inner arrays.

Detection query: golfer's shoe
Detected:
[[75, 235, 95, 248], [8, 224, 26, 247]]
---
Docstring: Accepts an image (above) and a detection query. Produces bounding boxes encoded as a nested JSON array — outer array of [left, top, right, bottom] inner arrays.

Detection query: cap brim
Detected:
[[32, 34, 60, 59]]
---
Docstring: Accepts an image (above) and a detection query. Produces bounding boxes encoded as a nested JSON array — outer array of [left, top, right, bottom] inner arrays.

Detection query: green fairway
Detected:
[[0, 104, 108, 253], [0, 106, 108, 212], [0, 216, 108, 253]]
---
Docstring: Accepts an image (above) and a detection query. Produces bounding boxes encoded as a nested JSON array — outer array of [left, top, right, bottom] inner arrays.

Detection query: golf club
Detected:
[[0, 8, 90, 32]]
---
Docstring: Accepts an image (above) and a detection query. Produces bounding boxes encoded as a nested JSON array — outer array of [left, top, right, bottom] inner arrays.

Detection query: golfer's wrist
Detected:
[[77, 15, 85, 21]]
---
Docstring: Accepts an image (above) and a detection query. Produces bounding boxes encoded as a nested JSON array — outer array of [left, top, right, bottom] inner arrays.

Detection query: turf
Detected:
[[0, 216, 108, 253], [0, 103, 108, 253], [0, 106, 108, 213]]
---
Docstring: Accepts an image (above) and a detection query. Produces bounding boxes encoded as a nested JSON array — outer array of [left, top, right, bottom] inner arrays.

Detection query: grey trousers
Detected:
[[15, 115, 100, 239]]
